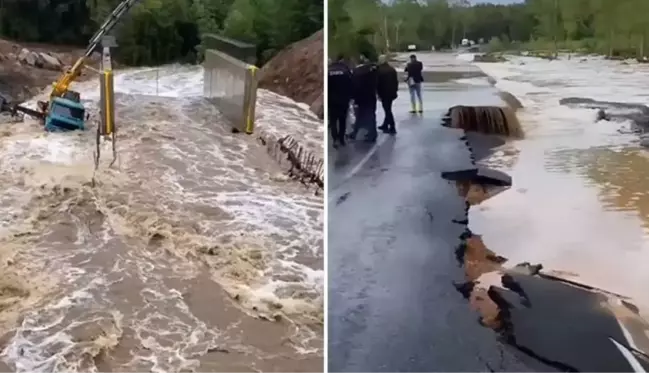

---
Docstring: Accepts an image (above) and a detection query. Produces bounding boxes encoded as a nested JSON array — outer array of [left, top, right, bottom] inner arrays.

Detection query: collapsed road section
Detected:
[[444, 112, 649, 372], [328, 57, 536, 372], [443, 52, 649, 371], [328, 52, 649, 372]]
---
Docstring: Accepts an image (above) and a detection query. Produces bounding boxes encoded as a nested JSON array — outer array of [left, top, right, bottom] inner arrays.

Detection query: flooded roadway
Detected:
[[0, 65, 323, 372], [471, 55, 649, 308], [328, 53, 649, 371], [328, 59, 538, 371]]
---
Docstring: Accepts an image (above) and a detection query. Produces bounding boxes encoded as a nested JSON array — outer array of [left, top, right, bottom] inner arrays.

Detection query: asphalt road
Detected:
[[327, 81, 649, 372], [327, 84, 539, 372]]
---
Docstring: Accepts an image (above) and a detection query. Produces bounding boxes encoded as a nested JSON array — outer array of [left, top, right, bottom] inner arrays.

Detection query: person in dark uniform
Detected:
[[404, 54, 424, 113], [328, 54, 353, 148], [349, 55, 379, 143], [376, 55, 399, 134]]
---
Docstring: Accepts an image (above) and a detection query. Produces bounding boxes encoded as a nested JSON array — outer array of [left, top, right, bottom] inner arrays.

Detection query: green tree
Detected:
[[0, 0, 323, 66]]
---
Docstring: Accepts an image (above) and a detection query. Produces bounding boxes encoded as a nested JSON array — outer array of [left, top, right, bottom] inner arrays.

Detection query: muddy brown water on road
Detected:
[[0, 65, 323, 372], [467, 55, 649, 312]]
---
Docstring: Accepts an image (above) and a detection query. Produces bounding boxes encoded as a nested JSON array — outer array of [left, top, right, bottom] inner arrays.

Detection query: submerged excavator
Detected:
[[0, 0, 142, 133]]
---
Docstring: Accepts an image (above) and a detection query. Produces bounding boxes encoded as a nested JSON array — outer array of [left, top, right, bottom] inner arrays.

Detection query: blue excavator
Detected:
[[0, 0, 142, 133]]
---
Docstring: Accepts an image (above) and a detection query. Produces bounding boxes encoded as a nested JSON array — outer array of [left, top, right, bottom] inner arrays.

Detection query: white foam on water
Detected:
[[471, 55, 649, 305], [454, 77, 493, 87], [456, 52, 477, 62], [0, 64, 323, 371]]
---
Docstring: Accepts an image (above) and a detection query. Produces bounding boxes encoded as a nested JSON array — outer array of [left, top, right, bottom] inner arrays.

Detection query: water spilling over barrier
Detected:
[[443, 105, 523, 138]]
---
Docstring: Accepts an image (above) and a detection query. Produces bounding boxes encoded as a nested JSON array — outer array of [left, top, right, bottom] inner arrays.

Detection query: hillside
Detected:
[[258, 30, 324, 118]]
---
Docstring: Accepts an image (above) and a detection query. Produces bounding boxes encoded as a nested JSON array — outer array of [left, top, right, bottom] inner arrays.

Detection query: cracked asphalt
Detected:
[[327, 84, 541, 372], [327, 77, 649, 372]]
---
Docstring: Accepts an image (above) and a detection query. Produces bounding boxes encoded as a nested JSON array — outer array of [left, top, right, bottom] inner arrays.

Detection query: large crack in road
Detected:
[[329, 52, 649, 372], [447, 106, 649, 373]]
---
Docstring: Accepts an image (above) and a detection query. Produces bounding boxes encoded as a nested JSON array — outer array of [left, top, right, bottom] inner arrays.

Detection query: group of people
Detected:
[[328, 54, 424, 148]]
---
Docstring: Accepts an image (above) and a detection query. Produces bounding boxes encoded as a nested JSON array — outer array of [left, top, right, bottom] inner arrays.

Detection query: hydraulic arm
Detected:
[[0, 0, 141, 129], [47, 0, 143, 105]]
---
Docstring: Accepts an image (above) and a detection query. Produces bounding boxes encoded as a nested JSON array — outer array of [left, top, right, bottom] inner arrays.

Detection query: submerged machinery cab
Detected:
[[45, 94, 86, 132], [0, 0, 141, 132]]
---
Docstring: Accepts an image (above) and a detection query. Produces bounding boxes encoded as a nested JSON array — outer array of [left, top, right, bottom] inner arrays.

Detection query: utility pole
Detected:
[[395, 20, 402, 50], [449, 0, 470, 49], [384, 15, 390, 53], [553, 0, 559, 59]]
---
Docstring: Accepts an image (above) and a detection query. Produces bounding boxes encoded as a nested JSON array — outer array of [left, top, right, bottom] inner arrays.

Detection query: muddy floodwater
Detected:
[[458, 55, 649, 309], [0, 65, 323, 372]]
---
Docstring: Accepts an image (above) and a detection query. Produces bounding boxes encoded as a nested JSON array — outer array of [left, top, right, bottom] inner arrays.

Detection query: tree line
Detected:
[[329, 0, 649, 61], [0, 0, 323, 66]]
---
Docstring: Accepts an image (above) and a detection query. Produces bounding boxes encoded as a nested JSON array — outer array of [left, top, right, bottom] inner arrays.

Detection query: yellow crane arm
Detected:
[[46, 0, 143, 105], [49, 56, 87, 100]]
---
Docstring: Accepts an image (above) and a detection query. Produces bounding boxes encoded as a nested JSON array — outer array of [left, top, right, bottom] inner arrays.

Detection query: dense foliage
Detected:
[[0, 0, 323, 66], [329, 0, 649, 60]]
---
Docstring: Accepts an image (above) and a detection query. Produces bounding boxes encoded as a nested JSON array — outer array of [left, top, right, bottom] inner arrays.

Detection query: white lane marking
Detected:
[[614, 308, 643, 353], [328, 135, 388, 205], [610, 337, 647, 372]]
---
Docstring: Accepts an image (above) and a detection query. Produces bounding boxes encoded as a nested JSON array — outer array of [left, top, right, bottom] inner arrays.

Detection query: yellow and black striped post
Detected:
[[99, 36, 116, 136], [244, 65, 258, 134]]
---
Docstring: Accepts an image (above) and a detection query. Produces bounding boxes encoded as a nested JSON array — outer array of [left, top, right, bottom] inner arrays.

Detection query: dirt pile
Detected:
[[0, 38, 97, 102], [258, 30, 324, 118]]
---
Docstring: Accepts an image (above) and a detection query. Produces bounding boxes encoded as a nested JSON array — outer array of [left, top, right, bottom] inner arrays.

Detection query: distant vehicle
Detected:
[[407, 44, 417, 51], [461, 38, 469, 46]]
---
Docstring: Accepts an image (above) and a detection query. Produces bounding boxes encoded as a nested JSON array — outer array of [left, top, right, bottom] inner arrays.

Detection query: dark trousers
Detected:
[[329, 102, 348, 143], [351, 100, 377, 141], [381, 98, 395, 131]]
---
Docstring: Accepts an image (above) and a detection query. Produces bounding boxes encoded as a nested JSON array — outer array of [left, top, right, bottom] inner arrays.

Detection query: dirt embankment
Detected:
[[0, 38, 98, 102], [258, 30, 324, 118]]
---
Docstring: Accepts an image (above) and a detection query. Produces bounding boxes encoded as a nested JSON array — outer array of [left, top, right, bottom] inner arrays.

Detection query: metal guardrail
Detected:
[[203, 49, 258, 134]]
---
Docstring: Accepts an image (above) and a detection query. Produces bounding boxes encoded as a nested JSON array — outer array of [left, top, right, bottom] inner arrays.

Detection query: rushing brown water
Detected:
[[0, 65, 323, 372], [461, 55, 649, 310], [445, 105, 523, 138]]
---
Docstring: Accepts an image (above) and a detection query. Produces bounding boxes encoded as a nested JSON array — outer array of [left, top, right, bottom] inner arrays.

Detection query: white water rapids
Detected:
[[0, 64, 323, 372]]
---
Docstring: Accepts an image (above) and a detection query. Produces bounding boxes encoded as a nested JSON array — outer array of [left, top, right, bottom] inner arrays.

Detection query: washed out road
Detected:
[[327, 81, 539, 372], [327, 56, 649, 372]]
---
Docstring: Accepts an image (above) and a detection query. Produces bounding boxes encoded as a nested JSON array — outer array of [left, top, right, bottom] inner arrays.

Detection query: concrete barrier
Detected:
[[201, 34, 257, 65], [203, 49, 258, 134]]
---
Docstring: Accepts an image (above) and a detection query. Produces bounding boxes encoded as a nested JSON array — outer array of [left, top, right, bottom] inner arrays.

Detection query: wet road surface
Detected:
[[327, 59, 649, 371], [327, 84, 539, 372]]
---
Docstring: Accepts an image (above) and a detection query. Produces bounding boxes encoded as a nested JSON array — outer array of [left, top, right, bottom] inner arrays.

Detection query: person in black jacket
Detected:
[[349, 55, 379, 143], [404, 54, 424, 113], [328, 54, 353, 148], [376, 55, 399, 134]]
